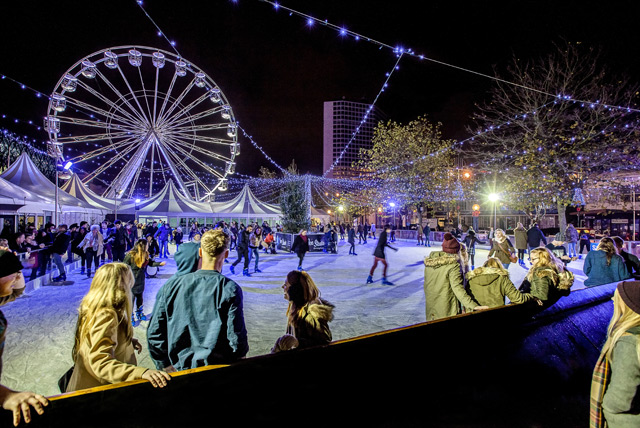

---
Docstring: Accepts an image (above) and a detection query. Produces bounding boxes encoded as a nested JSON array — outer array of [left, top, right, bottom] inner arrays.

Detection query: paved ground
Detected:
[[1, 238, 587, 397]]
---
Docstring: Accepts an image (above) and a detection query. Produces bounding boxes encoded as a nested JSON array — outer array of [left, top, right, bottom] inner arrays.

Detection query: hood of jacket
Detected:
[[174, 241, 201, 275], [423, 251, 460, 268], [466, 266, 508, 286], [304, 299, 335, 323]]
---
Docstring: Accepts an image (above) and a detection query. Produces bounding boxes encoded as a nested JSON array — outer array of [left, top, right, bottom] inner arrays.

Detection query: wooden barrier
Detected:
[[13, 283, 615, 427]]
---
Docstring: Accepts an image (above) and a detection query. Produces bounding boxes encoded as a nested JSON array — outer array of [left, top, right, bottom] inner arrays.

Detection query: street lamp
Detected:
[[488, 193, 499, 230], [389, 202, 396, 229]]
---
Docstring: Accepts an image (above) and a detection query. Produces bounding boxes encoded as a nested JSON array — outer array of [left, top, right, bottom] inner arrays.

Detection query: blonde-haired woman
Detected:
[[467, 257, 537, 308], [584, 237, 630, 287], [66, 263, 170, 391], [520, 247, 573, 308], [487, 228, 516, 269], [123, 238, 165, 325], [590, 281, 640, 427], [276, 270, 334, 350]]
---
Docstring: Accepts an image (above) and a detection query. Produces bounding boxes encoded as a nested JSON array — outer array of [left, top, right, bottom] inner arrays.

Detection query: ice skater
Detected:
[[366, 224, 398, 285], [291, 229, 310, 271], [347, 225, 357, 255]]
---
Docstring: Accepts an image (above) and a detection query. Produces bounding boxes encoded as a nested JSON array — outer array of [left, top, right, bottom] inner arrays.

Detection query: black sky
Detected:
[[1, 0, 639, 177]]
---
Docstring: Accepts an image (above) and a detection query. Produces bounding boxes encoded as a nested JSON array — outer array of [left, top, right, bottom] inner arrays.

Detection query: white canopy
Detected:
[[211, 185, 281, 217]]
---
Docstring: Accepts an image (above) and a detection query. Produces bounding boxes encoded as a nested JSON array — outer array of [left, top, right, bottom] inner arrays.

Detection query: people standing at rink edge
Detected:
[[584, 237, 630, 288]]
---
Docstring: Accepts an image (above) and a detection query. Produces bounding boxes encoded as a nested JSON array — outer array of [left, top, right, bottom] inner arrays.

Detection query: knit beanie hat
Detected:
[[0, 250, 24, 278], [617, 281, 640, 315], [442, 232, 461, 254]]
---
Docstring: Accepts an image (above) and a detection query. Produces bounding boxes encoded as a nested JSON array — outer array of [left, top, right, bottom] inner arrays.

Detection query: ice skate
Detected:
[[382, 277, 394, 285], [255, 268, 262, 273], [242, 268, 251, 276], [366, 275, 373, 284], [136, 307, 147, 321], [230, 265, 235, 274]]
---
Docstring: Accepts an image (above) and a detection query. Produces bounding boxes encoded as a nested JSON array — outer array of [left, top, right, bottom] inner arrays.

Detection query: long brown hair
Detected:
[[129, 238, 149, 269], [596, 237, 618, 266], [285, 270, 321, 322], [72, 263, 134, 360]]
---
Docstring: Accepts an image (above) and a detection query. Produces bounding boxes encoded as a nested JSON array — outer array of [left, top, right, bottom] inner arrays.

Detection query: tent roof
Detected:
[[61, 173, 121, 210], [119, 180, 213, 214], [211, 185, 281, 216], [1, 152, 92, 209], [0, 176, 49, 204]]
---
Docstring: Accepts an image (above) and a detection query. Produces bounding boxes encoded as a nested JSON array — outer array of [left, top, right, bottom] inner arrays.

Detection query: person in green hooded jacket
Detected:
[[467, 257, 537, 308], [423, 233, 488, 321]]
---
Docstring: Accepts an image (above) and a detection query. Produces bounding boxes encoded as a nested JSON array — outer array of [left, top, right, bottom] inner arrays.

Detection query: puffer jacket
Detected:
[[526, 266, 573, 307], [467, 266, 534, 308], [287, 298, 335, 349], [514, 227, 528, 250], [423, 251, 479, 321]]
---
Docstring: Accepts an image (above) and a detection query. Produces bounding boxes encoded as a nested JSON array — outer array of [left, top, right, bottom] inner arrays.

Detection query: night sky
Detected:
[[1, 0, 639, 179]]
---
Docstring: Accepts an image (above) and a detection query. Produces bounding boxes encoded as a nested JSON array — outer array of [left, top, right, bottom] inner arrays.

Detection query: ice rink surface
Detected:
[[1, 238, 586, 396]]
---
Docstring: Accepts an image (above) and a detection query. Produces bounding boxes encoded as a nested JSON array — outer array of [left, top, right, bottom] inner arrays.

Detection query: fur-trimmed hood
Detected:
[[423, 251, 460, 268], [529, 266, 575, 291], [296, 299, 335, 324], [466, 266, 509, 286]]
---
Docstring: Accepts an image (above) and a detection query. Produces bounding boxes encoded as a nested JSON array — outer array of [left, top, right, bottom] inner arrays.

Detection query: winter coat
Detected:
[[601, 325, 640, 427], [466, 267, 534, 308], [348, 229, 356, 244], [237, 230, 251, 250], [565, 225, 579, 244], [147, 269, 248, 370], [50, 231, 71, 255], [112, 227, 128, 250], [526, 226, 547, 248], [66, 309, 147, 392], [487, 237, 515, 264], [373, 230, 396, 259], [583, 250, 630, 287], [514, 227, 528, 250], [291, 234, 309, 255], [620, 250, 640, 278], [154, 226, 172, 242], [249, 232, 263, 248], [123, 253, 163, 295], [463, 233, 485, 255], [423, 251, 479, 321], [524, 266, 573, 307], [173, 231, 183, 245], [417, 224, 423, 235], [79, 232, 104, 256], [286, 298, 335, 349]]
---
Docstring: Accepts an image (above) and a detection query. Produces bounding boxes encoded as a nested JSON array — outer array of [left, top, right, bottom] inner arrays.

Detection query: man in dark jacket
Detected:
[[50, 225, 71, 282], [230, 224, 252, 277], [111, 220, 128, 262], [526, 223, 547, 262], [367, 224, 398, 285]]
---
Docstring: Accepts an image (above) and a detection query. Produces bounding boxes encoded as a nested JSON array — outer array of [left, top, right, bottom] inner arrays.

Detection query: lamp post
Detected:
[[389, 202, 396, 229], [54, 161, 73, 226], [488, 193, 499, 230]]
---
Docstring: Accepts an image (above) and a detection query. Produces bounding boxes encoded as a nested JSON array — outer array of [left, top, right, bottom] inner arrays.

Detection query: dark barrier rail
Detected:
[[16, 283, 615, 428]]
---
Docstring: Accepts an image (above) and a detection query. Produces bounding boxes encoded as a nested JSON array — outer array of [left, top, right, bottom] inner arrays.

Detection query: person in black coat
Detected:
[[526, 223, 547, 261], [424, 224, 431, 247], [231, 224, 252, 276], [366, 224, 398, 285], [111, 220, 128, 262], [50, 225, 71, 282], [291, 229, 310, 271], [347, 225, 357, 255]]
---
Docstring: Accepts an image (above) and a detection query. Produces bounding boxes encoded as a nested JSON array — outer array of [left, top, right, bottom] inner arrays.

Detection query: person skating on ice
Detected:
[[366, 224, 398, 285]]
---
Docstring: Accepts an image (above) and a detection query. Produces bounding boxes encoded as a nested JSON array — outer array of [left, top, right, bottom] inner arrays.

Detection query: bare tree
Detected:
[[465, 41, 639, 230]]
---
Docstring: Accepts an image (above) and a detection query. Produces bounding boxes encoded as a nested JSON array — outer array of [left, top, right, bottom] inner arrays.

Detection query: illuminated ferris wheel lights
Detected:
[[61, 74, 78, 92], [128, 49, 142, 67], [221, 104, 231, 119], [195, 72, 207, 88], [51, 94, 66, 112], [175, 60, 187, 77], [152, 52, 165, 69], [230, 142, 240, 156], [218, 179, 228, 191], [44, 116, 60, 133], [209, 87, 221, 103], [227, 124, 237, 138], [104, 51, 118, 69], [225, 161, 236, 174], [81, 60, 97, 78]]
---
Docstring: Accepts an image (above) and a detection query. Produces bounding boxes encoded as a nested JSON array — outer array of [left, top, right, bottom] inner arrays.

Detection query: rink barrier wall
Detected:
[[17, 282, 616, 428]]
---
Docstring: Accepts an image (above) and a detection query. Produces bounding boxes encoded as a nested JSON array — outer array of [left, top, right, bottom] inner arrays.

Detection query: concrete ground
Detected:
[[1, 238, 587, 397]]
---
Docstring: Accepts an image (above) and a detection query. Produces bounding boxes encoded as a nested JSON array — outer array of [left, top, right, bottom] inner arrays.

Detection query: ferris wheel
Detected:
[[44, 45, 239, 201]]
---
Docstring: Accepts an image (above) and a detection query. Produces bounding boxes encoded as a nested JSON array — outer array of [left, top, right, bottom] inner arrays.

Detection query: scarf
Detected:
[[589, 351, 610, 428], [301, 235, 308, 243]]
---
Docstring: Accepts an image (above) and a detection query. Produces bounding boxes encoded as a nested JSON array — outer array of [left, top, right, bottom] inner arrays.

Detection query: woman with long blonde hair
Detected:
[[467, 257, 536, 308], [123, 238, 165, 324], [584, 237, 630, 287], [276, 270, 334, 350], [590, 281, 640, 427], [488, 228, 516, 269], [520, 247, 573, 308], [66, 263, 170, 391]]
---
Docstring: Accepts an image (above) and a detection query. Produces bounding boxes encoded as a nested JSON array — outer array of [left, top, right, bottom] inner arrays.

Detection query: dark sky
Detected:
[[1, 0, 639, 178]]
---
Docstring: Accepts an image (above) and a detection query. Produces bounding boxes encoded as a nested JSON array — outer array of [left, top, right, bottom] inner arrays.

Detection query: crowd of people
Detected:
[[1, 216, 640, 426]]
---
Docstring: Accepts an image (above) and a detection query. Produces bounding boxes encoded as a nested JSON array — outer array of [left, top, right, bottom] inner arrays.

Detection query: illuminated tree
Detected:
[[357, 116, 464, 226], [466, 41, 640, 230], [279, 160, 311, 232]]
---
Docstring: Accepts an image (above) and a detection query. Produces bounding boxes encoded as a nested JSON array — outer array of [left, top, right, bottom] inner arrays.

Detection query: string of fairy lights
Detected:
[[1, 0, 639, 213]]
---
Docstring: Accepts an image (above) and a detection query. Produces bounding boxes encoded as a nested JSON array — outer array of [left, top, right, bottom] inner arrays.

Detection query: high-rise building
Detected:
[[322, 100, 386, 179]]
